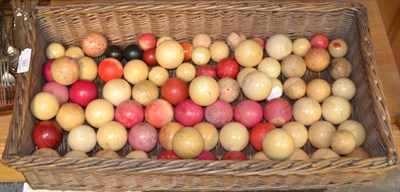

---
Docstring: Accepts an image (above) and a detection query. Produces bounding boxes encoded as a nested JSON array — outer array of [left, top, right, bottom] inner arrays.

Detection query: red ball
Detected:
[[143, 48, 157, 66], [138, 33, 157, 51], [250, 122, 276, 151], [115, 100, 144, 128], [69, 80, 98, 107], [174, 99, 204, 127], [311, 33, 329, 49], [216, 58, 240, 79], [128, 122, 158, 152], [263, 98, 293, 127], [234, 100, 263, 128], [161, 77, 189, 106], [145, 99, 174, 128], [196, 151, 218, 160], [196, 64, 216, 78], [221, 151, 248, 160], [157, 150, 181, 160], [204, 99, 233, 128], [32, 120, 63, 149], [98, 58, 123, 82], [42, 59, 55, 82]]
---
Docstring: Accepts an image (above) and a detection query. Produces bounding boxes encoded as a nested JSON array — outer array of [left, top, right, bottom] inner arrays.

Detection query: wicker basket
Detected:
[[2, 0, 398, 191]]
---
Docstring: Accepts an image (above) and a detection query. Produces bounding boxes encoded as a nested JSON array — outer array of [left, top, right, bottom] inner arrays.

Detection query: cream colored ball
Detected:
[[65, 46, 84, 59], [322, 96, 352, 125], [292, 38, 311, 57], [283, 77, 306, 100], [123, 59, 149, 85], [338, 120, 366, 147], [332, 78, 356, 100], [312, 148, 340, 159], [97, 121, 128, 151], [176, 62, 196, 82], [68, 125, 97, 152], [293, 97, 322, 126], [189, 75, 220, 106], [308, 120, 336, 148], [85, 99, 114, 128], [148, 66, 169, 86], [219, 122, 249, 151], [330, 130, 357, 155], [102, 78, 131, 106], [281, 54, 307, 78], [257, 57, 281, 79], [306, 78, 331, 102], [236, 67, 257, 88], [242, 71, 272, 101], [282, 121, 308, 148], [262, 129, 295, 160], [30, 92, 60, 120], [209, 41, 230, 62], [235, 40, 264, 67], [265, 34, 293, 60]]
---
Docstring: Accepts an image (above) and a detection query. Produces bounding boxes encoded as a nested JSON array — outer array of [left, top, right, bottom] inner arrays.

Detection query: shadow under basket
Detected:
[[2, 1, 398, 191]]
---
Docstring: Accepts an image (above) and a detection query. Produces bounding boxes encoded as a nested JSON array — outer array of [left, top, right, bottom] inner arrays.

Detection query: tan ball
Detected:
[[322, 96, 352, 125], [345, 147, 370, 158], [311, 148, 339, 159], [308, 120, 336, 148], [103, 78, 131, 106], [191, 47, 211, 65], [77, 56, 97, 81], [95, 149, 120, 158], [126, 150, 150, 159], [65, 46, 84, 59], [328, 38, 348, 58], [189, 75, 220, 106], [236, 67, 257, 88], [97, 121, 128, 151], [283, 77, 306, 100], [330, 57, 352, 79], [292, 38, 311, 57], [56, 103, 85, 131], [235, 40, 264, 67], [265, 34, 293, 60], [305, 48, 330, 72], [242, 71, 272, 101], [252, 151, 270, 160], [338, 120, 366, 147], [209, 41, 230, 62], [293, 97, 322, 126], [156, 40, 184, 69], [131, 80, 159, 106], [194, 122, 219, 151], [33, 148, 60, 157], [288, 148, 309, 160], [192, 33, 212, 48], [172, 127, 204, 159], [156, 36, 174, 47], [282, 121, 308, 148], [306, 78, 331, 102], [330, 130, 357, 155], [257, 57, 281, 79], [281, 54, 307, 78], [332, 78, 356, 100], [64, 150, 89, 158], [176, 62, 196, 82], [267, 78, 284, 101], [67, 125, 97, 152], [159, 122, 184, 150], [51, 56, 80, 86], [148, 66, 169, 86], [46, 42, 65, 59], [30, 92, 59, 120], [219, 122, 249, 151], [85, 99, 114, 128], [123, 59, 149, 84], [262, 129, 295, 160], [218, 78, 241, 103]]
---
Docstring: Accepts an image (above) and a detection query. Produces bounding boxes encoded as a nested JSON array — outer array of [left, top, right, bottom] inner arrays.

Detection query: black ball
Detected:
[[105, 45, 124, 61], [124, 44, 143, 61]]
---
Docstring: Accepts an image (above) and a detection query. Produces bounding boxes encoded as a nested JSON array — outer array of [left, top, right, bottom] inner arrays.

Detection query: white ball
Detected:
[[265, 34, 293, 60]]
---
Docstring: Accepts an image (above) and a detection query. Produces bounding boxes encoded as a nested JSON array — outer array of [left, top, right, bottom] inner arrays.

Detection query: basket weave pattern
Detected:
[[2, 1, 398, 191]]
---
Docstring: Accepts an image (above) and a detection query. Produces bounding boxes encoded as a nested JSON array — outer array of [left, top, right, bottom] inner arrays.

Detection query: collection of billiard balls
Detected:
[[31, 31, 369, 160]]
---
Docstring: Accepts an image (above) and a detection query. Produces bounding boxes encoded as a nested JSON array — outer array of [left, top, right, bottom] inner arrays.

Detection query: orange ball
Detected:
[[305, 48, 330, 72]]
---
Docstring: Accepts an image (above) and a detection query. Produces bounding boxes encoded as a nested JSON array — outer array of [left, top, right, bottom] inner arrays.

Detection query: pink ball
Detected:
[[69, 80, 98, 107], [263, 98, 293, 127], [234, 100, 263, 128], [196, 151, 217, 160], [115, 100, 144, 128], [128, 122, 158, 152], [175, 99, 204, 127], [42, 59, 55, 82], [41, 81, 69, 105], [205, 99, 233, 128]]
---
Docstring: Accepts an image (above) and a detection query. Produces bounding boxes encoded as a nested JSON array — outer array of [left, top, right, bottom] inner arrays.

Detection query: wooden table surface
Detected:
[[0, 0, 399, 183]]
